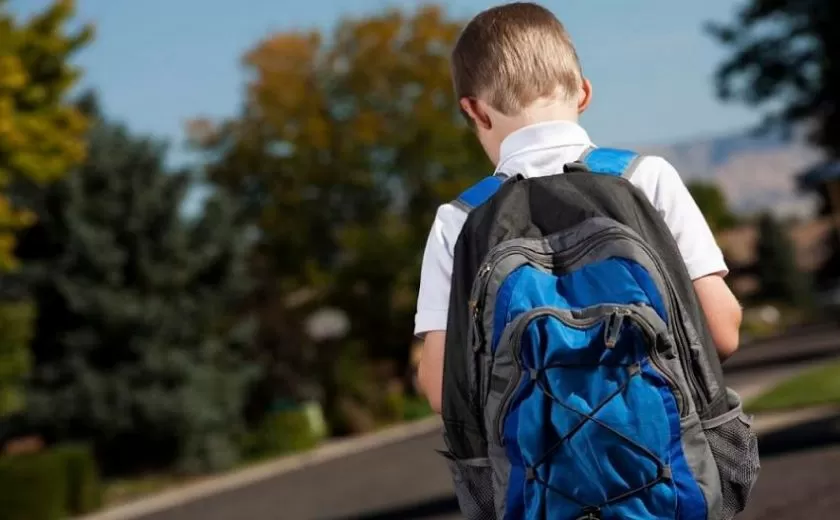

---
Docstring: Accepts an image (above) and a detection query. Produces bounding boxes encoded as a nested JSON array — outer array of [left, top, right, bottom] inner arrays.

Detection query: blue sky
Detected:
[[12, 0, 758, 161]]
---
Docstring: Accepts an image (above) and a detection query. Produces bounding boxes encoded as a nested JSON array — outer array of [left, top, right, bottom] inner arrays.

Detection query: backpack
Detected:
[[439, 147, 760, 520]]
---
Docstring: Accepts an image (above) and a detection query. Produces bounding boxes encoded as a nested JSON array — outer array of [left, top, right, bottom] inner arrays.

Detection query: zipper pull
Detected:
[[604, 310, 626, 349]]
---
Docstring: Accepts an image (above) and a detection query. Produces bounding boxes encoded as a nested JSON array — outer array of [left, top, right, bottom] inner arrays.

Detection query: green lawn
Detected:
[[747, 359, 840, 413]]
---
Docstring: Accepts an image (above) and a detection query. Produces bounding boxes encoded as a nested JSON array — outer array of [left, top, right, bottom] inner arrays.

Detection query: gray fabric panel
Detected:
[[483, 314, 520, 445], [680, 412, 723, 520], [578, 145, 597, 162], [451, 197, 473, 214], [621, 154, 645, 180], [477, 253, 537, 350], [488, 442, 510, 518], [690, 331, 722, 402]]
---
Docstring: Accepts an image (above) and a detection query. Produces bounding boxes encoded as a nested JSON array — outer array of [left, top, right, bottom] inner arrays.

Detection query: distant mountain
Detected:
[[636, 127, 826, 217]]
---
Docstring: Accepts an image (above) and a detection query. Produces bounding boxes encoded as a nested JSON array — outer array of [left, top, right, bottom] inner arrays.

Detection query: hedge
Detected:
[[54, 444, 102, 515], [0, 443, 101, 520], [241, 408, 321, 461], [0, 450, 67, 520]]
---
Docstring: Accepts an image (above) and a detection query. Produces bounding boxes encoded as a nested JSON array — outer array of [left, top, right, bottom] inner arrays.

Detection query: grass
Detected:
[[103, 473, 200, 507], [746, 359, 840, 413]]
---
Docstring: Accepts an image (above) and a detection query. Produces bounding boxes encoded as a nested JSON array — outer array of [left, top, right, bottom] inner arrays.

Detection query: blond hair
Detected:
[[452, 2, 583, 116]]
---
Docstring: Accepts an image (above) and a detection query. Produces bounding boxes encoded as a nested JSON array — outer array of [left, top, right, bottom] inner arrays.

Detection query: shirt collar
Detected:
[[495, 120, 593, 173]]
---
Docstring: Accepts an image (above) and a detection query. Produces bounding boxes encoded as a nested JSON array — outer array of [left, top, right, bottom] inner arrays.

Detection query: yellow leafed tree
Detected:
[[0, 0, 92, 271]]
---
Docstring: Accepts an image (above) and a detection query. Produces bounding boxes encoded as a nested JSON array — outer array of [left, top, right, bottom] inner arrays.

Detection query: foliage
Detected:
[[0, 443, 100, 519], [0, 300, 33, 418], [402, 395, 433, 421], [0, 449, 68, 520], [15, 104, 258, 475], [755, 213, 812, 306], [0, 0, 91, 271], [708, 0, 840, 156], [686, 181, 738, 234], [192, 6, 487, 423], [240, 408, 320, 461], [54, 443, 101, 515]]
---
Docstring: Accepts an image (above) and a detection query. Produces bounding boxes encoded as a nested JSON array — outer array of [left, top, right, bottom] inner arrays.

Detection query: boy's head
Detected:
[[452, 2, 592, 164]]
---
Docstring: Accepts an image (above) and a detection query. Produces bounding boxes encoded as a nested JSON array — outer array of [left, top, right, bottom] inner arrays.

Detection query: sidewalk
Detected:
[[78, 417, 443, 520]]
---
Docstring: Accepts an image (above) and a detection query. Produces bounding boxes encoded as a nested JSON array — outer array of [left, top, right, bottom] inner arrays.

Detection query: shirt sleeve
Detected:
[[635, 157, 729, 280], [414, 206, 458, 336]]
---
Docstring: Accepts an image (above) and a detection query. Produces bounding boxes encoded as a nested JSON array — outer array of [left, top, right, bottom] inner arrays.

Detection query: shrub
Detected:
[[402, 396, 433, 421], [53, 444, 102, 515], [241, 408, 319, 461], [0, 451, 67, 520]]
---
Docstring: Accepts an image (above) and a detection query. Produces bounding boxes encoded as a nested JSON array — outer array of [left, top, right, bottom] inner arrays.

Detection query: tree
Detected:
[[708, 0, 840, 155], [686, 181, 738, 234], [15, 105, 257, 474], [191, 6, 487, 429], [0, 0, 90, 427], [710, 1, 840, 292], [755, 213, 811, 305], [0, 0, 91, 271]]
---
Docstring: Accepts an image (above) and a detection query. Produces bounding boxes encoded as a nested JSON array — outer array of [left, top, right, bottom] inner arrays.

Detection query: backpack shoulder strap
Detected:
[[579, 147, 644, 180], [452, 172, 510, 213]]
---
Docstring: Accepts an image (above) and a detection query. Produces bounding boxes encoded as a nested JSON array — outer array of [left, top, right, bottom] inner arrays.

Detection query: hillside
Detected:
[[636, 127, 825, 217]]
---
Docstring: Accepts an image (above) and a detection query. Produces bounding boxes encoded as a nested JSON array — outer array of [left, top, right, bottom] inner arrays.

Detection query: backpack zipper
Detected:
[[471, 228, 710, 410], [493, 304, 687, 446]]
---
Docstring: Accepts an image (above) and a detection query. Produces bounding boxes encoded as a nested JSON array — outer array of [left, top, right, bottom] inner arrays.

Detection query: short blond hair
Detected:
[[452, 2, 583, 116]]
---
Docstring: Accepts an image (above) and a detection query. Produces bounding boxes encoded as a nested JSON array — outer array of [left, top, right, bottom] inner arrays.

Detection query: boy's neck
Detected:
[[496, 99, 579, 139], [490, 99, 580, 163]]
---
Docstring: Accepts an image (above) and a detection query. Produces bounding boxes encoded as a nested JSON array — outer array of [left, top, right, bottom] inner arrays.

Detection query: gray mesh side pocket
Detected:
[[701, 388, 760, 520], [439, 451, 496, 520]]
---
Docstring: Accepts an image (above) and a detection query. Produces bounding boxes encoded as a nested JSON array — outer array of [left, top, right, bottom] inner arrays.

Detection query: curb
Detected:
[[76, 416, 442, 520]]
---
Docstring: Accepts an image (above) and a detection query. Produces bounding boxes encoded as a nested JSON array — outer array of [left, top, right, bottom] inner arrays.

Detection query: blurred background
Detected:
[[1, 0, 840, 519]]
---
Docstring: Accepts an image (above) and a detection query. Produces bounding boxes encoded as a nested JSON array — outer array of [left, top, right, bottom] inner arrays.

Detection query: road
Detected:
[[140, 324, 840, 520]]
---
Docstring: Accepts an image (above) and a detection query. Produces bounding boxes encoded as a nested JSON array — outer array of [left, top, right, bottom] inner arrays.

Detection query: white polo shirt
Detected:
[[414, 121, 728, 336]]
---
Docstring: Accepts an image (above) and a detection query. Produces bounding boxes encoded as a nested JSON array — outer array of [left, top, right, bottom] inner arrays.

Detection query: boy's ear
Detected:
[[578, 78, 593, 114], [460, 97, 493, 130]]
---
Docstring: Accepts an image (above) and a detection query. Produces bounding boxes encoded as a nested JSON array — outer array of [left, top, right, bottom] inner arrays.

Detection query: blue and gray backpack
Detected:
[[439, 148, 760, 520]]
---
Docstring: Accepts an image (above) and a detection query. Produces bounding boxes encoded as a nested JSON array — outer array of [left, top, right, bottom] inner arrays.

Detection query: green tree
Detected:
[[708, 0, 840, 154], [710, 1, 840, 290], [686, 181, 738, 234], [15, 105, 257, 474], [191, 6, 486, 429], [0, 0, 91, 270], [755, 213, 811, 305]]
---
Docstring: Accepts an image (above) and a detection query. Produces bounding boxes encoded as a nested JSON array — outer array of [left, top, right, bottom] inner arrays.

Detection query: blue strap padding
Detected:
[[582, 147, 639, 177], [455, 174, 505, 211]]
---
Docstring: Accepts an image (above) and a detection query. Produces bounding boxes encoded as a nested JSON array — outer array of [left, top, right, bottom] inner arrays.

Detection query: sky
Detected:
[[11, 0, 760, 163]]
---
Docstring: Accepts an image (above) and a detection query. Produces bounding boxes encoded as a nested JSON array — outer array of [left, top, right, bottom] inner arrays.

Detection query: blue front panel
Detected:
[[491, 260, 706, 520]]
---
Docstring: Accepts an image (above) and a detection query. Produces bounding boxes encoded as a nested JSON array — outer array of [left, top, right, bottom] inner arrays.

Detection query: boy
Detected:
[[414, 2, 742, 413]]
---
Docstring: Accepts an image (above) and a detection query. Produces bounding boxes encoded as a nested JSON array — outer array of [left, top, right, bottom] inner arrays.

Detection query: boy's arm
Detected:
[[692, 274, 742, 359], [417, 331, 446, 413], [643, 157, 743, 360], [414, 207, 460, 413]]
